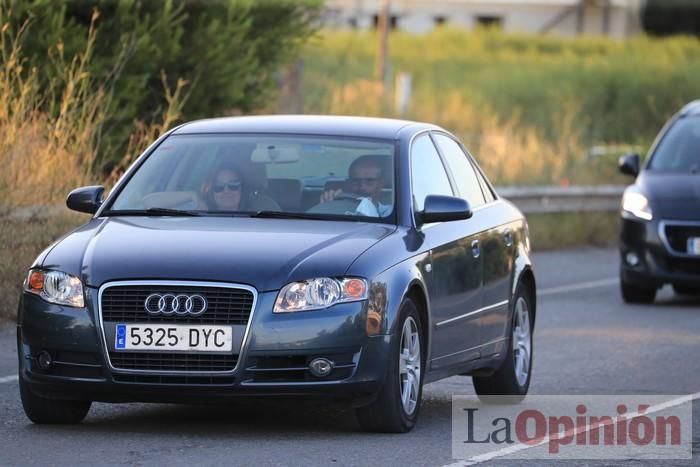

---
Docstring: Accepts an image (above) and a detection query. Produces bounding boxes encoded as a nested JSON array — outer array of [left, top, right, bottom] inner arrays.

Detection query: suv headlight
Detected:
[[24, 269, 85, 307], [622, 188, 652, 221], [274, 277, 368, 313]]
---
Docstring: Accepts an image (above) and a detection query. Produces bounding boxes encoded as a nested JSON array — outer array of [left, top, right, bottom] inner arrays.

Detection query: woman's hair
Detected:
[[201, 162, 245, 209]]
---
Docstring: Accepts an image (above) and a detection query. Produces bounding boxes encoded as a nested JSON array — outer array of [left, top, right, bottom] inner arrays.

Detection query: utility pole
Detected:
[[375, 0, 390, 84]]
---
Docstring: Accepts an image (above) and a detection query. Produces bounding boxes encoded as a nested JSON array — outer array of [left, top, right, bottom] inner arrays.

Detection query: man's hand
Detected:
[[320, 189, 342, 203]]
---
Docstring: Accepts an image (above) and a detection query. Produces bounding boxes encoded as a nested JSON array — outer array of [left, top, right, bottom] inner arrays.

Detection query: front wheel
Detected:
[[473, 285, 533, 400], [620, 278, 656, 304], [19, 377, 91, 424], [356, 298, 423, 433]]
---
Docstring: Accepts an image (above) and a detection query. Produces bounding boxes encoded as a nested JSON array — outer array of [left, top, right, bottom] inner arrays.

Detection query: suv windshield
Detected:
[[649, 117, 700, 172], [108, 134, 396, 221]]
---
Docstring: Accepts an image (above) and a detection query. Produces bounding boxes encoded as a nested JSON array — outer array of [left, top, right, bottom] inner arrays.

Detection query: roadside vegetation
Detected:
[[0, 5, 694, 322], [0, 0, 320, 323], [300, 28, 700, 185]]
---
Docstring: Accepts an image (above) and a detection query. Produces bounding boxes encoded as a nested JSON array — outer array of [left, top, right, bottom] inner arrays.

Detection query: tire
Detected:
[[473, 284, 533, 401], [672, 284, 699, 296], [620, 278, 656, 304], [19, 377, 91, 424], [356, 298, 423, 433]]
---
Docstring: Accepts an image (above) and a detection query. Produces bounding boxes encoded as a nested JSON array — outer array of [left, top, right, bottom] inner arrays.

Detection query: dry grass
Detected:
[[300, 29, 700, 186], [0, 214, 85, 325], [0, 7, 188, 325], [321, 80, 625, 186], [410, 93, 584, 186], [0, 9, 189, 206], [528, 211, 618, 250], [104, 71, 189, 186], [0, 12, 106, 207]]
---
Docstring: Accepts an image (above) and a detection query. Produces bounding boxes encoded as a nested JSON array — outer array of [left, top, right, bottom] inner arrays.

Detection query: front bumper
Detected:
[[619, 216, 700, 288], [17, 287, 391, 404]]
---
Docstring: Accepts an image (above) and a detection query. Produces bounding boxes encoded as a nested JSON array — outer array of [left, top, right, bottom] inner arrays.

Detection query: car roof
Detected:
[[171, 115, 439, 139], [679, 100, 700, 117]]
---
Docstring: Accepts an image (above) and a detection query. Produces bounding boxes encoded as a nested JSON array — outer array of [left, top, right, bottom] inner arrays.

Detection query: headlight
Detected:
[[274, 277, 368, 313], [24, 269, 85, 307], [622, 188, 652, 221]]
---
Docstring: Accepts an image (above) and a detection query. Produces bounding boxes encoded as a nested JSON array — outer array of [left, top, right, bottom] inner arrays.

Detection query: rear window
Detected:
[[649, 117, 700, 172]]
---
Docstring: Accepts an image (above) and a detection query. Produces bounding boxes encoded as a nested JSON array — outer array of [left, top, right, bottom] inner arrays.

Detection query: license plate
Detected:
[[688, 237, 700, 255], [115, 324, 233, 352]]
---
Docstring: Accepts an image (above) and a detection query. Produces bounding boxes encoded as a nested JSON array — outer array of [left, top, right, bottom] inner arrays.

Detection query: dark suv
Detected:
[[618, 100, 700, 303]]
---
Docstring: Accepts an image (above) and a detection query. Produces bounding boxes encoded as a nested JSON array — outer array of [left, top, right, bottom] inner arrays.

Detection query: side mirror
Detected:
[[619, 153, 640, 177], [66, 186, 104, 214], [418, 195, 472, 225]]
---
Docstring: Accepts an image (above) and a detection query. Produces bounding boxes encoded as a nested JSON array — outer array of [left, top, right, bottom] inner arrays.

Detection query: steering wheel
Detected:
[[330, 192, 365, 202], [307, 192, 365, 215]]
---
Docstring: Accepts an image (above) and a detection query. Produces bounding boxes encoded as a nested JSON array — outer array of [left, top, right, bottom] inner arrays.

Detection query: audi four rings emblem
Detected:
[[144, 293, 208, 316]]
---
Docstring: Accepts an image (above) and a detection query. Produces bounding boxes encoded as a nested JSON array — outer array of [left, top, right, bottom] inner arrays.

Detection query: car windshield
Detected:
[[649, 116, 700, 172], [108, 134, 396, 222]]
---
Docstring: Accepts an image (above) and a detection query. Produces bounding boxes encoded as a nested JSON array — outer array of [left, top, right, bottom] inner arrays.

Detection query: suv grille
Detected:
[[664, 224, 700, 255], [102, 285, 254, 325]]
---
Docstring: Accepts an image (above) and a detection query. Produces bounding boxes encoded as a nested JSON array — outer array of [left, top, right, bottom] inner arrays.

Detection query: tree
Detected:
[[1, 0, 322, 165]]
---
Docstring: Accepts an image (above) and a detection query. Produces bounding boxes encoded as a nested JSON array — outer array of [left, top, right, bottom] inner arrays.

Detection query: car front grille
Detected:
[[112, 373, 236, 385], [110, 352, 237, 372], [101, 282, 255, 374], [664, 223, 700, 256], [666, 257, 700, 276], [102, 284, 254, 325]]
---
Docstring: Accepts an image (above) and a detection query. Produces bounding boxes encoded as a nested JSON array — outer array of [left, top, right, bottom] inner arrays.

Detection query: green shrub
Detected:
[[2, 0, 322, 168]]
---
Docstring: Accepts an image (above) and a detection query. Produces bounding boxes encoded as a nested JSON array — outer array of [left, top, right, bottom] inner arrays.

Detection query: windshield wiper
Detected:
[[102, 207, 202, 217]]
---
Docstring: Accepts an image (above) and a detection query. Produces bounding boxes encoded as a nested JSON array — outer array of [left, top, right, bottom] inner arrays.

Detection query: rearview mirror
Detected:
[[418, 195, 472, 225], [251, 143, 300, 163], [66, 186, 104, 214], [618, 153, 640, 177]]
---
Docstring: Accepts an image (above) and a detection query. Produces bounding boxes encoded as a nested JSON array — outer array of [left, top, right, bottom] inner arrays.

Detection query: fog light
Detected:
[[625, 251, 640, 267], [309, 358, 334, 377], [37, 351, 52, 370]]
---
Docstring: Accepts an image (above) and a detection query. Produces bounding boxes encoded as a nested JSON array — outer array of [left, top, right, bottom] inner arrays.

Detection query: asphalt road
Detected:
[[0, 248, 698, 466]]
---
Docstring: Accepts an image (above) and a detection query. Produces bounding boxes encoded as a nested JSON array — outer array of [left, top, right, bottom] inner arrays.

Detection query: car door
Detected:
[[410, 134, 483, 369], [432, 133, 512, 352]]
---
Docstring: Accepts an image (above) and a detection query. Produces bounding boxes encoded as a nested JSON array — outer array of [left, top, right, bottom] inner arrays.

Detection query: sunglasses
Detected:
[[349, 177, 381, 184], [213, 181, 242, 193]]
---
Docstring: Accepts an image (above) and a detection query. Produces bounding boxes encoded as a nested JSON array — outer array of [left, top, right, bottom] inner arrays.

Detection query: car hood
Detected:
[[41, 217, 395, 291], [638, 172, 700, 220]]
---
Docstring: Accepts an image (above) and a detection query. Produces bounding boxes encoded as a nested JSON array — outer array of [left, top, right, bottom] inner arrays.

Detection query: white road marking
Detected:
[[538, 277, 619, 297], [443, 391, 700, 467], [0, 375, 18, 384]]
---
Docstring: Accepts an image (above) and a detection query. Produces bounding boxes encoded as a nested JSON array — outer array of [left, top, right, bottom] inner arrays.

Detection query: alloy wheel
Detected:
[[399, 317, 421, 415], [513, 297, 531, 387]]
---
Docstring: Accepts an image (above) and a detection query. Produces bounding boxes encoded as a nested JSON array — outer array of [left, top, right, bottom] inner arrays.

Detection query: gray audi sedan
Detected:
[[18, 116, 536, 432]]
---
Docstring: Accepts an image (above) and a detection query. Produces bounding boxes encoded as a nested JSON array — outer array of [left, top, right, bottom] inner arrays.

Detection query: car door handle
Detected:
[[471, 239, 480, 258], [504, 229, 513, 247]]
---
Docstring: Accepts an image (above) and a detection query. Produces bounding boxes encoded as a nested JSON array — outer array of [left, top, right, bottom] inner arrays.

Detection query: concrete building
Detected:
[[323, 0, 643, 38]]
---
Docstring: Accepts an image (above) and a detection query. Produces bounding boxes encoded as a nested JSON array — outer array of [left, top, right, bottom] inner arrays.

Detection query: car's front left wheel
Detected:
[[19, 377, 91, 424], [356, 298, 423, 433], [620, 278, 656, 304]]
